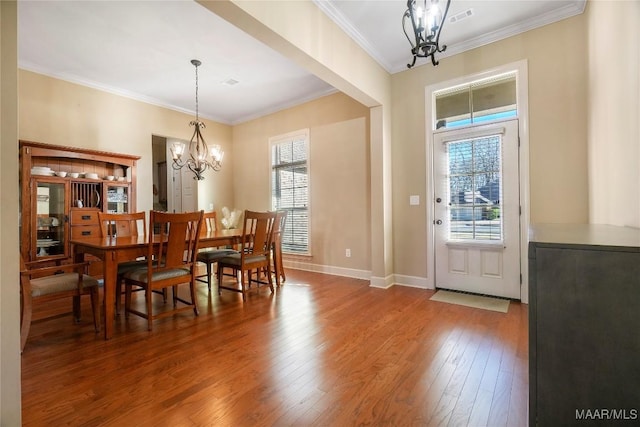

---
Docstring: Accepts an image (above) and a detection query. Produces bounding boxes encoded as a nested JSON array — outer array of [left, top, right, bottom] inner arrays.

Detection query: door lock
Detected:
[[436, 197, 442, 203], [435, 219, 442, 225]]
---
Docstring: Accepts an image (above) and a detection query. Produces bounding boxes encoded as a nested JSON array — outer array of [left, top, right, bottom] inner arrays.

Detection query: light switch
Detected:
[[410, 195, 420, 206]]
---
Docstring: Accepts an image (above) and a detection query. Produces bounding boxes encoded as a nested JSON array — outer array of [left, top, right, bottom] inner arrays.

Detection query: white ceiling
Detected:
[[18, 0, 585, 126]]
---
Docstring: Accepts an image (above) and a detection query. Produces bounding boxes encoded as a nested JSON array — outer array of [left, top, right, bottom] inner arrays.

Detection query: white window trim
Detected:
[[269, 128, 312, 256], [425, 59, 530, 303]]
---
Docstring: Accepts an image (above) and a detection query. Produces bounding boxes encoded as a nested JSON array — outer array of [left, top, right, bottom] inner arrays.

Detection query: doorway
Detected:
[[433, 120, 521, 299], [151, 135, 197, 213]]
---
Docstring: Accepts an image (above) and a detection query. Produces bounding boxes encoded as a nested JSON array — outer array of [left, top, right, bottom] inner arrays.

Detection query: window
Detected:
[[447, 134, 503, 241], [435, 72, 517, 129], [270, 130, 310, 254]]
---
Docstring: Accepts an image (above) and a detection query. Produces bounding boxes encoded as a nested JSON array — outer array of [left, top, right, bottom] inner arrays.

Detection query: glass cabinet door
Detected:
[[106, 184, 129, 213], [34, 180, 67, 259]]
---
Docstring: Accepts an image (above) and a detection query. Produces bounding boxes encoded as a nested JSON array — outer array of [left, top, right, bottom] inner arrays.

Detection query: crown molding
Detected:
[[316, 0, 586, 75], [312, 0, 394, 73], [419, 0, 587, 72], [19, 61, 233, 125], [231, 87, 339, 125], [20, 61, 339, 126]]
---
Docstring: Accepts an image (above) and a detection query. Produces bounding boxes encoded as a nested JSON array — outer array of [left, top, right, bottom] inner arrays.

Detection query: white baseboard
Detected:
[[393, 274, 432, 289], [283, 260, 432, 291], [370, 275, 394, 289], [283, 259, 371, 280]]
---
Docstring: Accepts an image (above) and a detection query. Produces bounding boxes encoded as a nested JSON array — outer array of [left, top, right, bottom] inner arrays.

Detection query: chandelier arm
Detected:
[[187, 161, 205, 181], [172, 157, 186, 170], [432, 0, 451, 53], [403, 8, 420, 68], [404, 1, 421, 68], [187, 123, 201, 164]]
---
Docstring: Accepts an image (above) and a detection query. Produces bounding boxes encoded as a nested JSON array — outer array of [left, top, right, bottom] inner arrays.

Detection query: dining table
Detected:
[[71, 228, 243, 339]]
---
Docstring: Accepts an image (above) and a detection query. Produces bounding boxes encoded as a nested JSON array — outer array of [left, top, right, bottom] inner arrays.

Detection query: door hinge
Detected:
[[518, 136, 521, 147], [519, 205, 522, 216], [520, 273, 523, 284]]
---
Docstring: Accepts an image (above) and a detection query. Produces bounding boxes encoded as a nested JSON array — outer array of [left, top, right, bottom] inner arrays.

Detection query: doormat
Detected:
[[430, 289, 510, 313]]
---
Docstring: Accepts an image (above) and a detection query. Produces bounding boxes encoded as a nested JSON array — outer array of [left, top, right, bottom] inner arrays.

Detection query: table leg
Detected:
[[102, 252, 116, 339]]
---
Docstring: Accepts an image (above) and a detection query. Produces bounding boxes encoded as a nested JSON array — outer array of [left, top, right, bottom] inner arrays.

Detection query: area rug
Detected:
[[430, 289, 510, 313]]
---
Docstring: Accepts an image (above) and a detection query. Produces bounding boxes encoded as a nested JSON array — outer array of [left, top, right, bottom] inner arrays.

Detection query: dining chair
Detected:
[[272, 210, 288, 287], [122, 210, 204, 331], [97, 211, 148, 314], [216, 210, 276, 301], [20, 256, 100, 352], [195, 211, 239, 291]]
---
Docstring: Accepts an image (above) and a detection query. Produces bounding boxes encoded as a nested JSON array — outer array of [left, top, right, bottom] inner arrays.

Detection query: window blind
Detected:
[[271, 131, 310, 254]]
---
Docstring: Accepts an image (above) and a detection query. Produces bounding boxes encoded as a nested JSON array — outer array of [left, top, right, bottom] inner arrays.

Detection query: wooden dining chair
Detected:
[[195, 211, 239, 291], [122, 210, 204, 331], [272, 210, 288, 287], [97, 211, 147, 314], [216, 210, 276, 300], [20, 256, 100, 352]]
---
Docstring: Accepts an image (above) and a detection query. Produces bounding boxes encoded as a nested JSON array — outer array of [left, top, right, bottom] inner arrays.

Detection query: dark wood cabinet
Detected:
[[528, 224, 640, 426], [20, 140, 140, 263]]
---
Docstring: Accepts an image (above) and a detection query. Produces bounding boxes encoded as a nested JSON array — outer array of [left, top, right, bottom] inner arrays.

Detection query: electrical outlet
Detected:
[[345, 248, 351, 258], [208, 203, 214, 211]]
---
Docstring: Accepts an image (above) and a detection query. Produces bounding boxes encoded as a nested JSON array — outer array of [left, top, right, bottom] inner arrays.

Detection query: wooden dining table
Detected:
[[71, 229, 243, 339]]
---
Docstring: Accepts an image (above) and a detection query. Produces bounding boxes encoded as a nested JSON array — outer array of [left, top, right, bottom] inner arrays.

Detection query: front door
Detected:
[[433, 120, 520, 299]]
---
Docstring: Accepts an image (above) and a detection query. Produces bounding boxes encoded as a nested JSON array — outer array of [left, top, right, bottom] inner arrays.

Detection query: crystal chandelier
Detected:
[[403, 0, 451, 68], [171, 59, 224, 180]]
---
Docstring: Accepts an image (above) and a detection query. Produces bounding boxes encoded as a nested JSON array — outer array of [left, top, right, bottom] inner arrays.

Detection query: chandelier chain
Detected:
[[191, 59, 200, 122]]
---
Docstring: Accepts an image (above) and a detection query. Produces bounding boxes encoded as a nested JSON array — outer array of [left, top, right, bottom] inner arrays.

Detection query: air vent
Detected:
[[221, 78, 239, 87], [450, 8, 473, 24]]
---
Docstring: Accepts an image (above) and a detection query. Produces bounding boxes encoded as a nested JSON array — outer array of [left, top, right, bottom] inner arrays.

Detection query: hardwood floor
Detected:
[[21, 269, 528, 426]]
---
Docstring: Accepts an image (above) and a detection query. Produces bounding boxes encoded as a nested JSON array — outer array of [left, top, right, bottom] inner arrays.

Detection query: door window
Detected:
[[447, 134, 502, 241]]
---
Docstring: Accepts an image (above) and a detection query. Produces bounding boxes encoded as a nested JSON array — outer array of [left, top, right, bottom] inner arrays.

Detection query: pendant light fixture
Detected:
[[403, 0, 451, 68], [171, 59, 224, 180]]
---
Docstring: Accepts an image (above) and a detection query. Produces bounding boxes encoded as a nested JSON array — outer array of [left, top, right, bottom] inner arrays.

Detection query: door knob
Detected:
[[436, 219, 442, 225], [436, 197, 442, 203]]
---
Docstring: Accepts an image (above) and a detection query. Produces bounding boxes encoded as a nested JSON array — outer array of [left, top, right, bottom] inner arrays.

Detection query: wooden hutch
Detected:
[[20, 140, 140, 268]]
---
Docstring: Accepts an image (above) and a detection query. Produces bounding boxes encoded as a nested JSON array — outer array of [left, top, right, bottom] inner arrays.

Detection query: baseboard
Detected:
[[393, 274, 432, 289], [370, 275, 394, 289], [282, 260, 432, 291], [283, 259, 371, 280]]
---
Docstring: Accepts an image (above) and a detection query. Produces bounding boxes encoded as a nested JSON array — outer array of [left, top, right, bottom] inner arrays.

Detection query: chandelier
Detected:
[[171, 59, 224, 180], [403, 0, 451, 68]]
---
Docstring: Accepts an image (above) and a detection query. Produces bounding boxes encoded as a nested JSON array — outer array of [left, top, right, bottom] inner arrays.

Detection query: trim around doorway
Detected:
[[424, 59, 531, 303]]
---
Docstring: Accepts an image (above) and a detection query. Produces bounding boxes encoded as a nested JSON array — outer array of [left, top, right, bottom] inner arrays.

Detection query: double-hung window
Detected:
[[270, 129, 310, 254]]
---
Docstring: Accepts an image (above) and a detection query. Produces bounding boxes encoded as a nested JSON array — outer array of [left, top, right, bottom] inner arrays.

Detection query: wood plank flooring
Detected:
[[21, 269, 528, 426]]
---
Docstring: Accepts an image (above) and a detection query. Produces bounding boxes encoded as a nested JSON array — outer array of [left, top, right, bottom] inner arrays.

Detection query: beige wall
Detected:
[[587, 0, 640, 228], [18, 70, 235, 213], [232, 92, 371, 273], [391, 13, 590, 279], [198, 0, 394, 284], [1, 1, 22, 424]]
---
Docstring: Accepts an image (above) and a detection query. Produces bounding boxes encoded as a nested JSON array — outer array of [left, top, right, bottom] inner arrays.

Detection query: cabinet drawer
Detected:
[[70, 209, 99, 225], [71, 225, 101, 239]]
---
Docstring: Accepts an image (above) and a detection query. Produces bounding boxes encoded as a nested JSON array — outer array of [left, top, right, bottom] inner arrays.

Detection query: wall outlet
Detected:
[[209, 203, 214, 211], [345, 248, 351, 258]]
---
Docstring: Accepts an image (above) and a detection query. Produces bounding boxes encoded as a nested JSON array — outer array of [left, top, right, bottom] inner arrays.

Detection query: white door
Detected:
[[166, 139, 198, 213], [170, 166, 197, 213], [433, 120, 521, 299]]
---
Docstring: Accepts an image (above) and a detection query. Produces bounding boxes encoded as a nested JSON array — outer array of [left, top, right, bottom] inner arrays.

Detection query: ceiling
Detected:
[[18, 0, 585, 126]]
